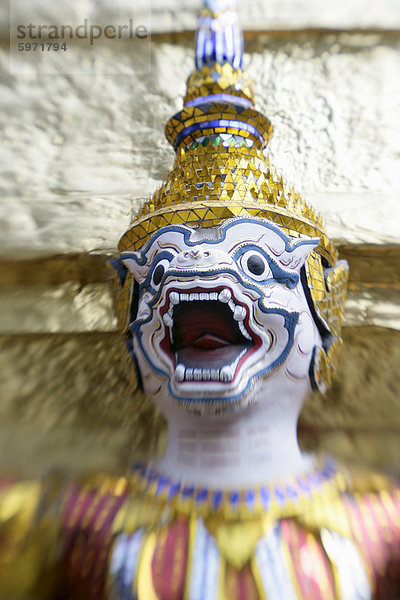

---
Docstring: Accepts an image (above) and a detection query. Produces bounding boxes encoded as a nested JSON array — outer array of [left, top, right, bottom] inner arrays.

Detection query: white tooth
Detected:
[[239, 321, 252, 340], [210, 292, 218, 301], [233, 305, 246, 321], [170, 292, 180, 305], [175, 364, 185, 381], [218, 289, 232, 303], [168, 307, 173, 317], [181, 293, 189, 301], [200, 293, 208, 301], [193, 293, 199, 300], [210, 369, 220, 380], [202, 369, 211, 380], [163, 313, 173, 327], [228, 299, 236, 311], [185, 368, 193, 381], [220, 366, 234, 382], [193, 369, 202, 380]]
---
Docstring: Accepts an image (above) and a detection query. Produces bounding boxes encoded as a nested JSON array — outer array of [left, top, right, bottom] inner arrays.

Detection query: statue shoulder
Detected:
[[58, 471, 175, 598], [342, 463, 399, 495], [340, 463, 400, 522], [340, 464, 400, 533], [0, 477, 42, 529], [336, 465, 400, 594], [0, 475, 63, 599]]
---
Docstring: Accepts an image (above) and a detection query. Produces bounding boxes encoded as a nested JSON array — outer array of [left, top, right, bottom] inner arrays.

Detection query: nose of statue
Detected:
[[173, 248, 231, 270]]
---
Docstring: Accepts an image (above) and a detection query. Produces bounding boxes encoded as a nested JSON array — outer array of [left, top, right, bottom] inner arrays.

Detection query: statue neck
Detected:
[[154, 390, 315, 490]]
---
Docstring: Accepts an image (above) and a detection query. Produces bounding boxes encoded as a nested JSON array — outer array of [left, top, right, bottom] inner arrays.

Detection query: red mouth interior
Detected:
[[171, 301, 253, 369]]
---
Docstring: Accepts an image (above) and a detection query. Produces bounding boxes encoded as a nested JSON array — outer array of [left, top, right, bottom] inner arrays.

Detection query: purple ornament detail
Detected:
[[168, 482, 181, 501], [196, 489, 209, 503], [285, 485, 298, 500], [155, 477, 170, 496], [274, 486, 286, 506], [245, 489, 255, 510], [229, 491, 240, 506], [182, 486, 195, 499], [186, 94, 252, 108], [211, 490, 223, 511], [260, 487, 271, 509]]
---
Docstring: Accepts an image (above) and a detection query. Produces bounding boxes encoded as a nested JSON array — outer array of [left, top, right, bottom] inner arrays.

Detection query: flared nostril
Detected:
[[178, 249, 213, 262], [174, 248, 232, 269]]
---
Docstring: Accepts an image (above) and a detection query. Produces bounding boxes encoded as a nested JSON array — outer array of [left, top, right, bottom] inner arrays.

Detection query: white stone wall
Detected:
[[3, 0, 400, 33]]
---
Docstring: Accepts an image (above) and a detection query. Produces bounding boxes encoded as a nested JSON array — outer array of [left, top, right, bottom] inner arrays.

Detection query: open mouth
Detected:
[[159, 287, 261, 384]]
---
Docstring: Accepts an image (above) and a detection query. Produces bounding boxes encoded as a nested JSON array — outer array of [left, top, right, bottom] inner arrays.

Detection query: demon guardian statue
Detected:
[[1, 1, 399, 599]]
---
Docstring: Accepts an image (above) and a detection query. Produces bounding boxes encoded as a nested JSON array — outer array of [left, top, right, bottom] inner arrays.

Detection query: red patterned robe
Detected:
[[0, 460, 399, 599]]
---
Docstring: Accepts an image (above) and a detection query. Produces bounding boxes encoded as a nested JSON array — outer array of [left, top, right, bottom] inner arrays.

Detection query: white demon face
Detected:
[[121, 217, 321, 415]]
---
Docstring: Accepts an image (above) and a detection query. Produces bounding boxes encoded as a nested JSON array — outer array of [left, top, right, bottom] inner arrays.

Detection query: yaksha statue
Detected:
[[1, 1, 399, 599]]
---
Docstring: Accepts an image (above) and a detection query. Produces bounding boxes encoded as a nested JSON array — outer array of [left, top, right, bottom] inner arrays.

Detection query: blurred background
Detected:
[[0, 0, 399, 477]]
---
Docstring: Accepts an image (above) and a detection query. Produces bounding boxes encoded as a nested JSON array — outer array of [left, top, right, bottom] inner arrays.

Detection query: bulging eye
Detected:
[[151, 258, 170, 289], [238, 250, 271, 281]]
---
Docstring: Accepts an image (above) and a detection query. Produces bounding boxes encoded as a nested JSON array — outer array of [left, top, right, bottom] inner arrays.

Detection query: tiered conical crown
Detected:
[[118, 0, 349, 391]]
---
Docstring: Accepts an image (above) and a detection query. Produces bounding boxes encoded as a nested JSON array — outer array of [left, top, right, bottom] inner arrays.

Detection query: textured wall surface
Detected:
[[4, 0, 400, 33], [2, 35, 400, 256], [1, 0, 399, 475]]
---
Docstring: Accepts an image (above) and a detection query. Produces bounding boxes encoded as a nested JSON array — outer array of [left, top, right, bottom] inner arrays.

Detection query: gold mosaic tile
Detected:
[[185, 63, 254, 104]]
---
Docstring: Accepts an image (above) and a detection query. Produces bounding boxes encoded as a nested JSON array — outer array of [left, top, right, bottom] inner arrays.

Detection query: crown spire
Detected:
[[165, 0, 265, 150], [120, 1, 332, 257], [195, 0, 243, 70], [120, 0, 335, 260]]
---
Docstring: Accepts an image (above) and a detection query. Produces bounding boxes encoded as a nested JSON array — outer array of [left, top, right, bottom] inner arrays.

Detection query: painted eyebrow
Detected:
[[232, 244, 300, 287], [120, 251, 147, 266], [154, 240, 183, 252]]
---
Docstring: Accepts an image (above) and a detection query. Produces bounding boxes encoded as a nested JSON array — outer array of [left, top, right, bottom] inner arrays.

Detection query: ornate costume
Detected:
[[1, 1, 399, 599], [1, 462, 400, 598]]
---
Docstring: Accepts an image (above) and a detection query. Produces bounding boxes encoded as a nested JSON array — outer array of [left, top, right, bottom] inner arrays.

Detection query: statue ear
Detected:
[[121, 257, 139, 275], [108, 257, 128, 286], [108, 258, 143, 393], [107, 258, 136, 334], [288, 238, 320, 271]]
